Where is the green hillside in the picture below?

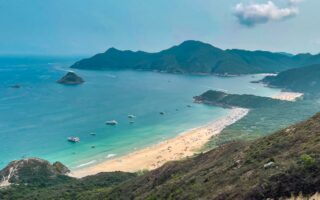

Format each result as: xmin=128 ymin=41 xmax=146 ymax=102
xmin=262 ymin=64 xmax=320 ymax=98
xmin=71 ymin=40 xmax=319 ymax=75
xmin=193 ymin=90 xmax=286 ymax=108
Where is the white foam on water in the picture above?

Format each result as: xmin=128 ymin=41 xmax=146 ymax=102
xmin=76 ymin=160 xmax=97 ymax=168
xmin=106 ymin=154 xmax=116 ymax=159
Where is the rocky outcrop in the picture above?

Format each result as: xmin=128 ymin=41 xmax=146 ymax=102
xmin=0 ymin=158 xmax=70 ymax=187
xmin=57 ymin=71 xmax=84 ymax=85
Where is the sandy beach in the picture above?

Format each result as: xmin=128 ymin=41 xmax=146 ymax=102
xmin=70 ymin=91 xmax=301 ymax=178
xmin=272 ymin=91 xmax=303 ymax=101
xmin=71 ymin=108 xmax=249 ymax=178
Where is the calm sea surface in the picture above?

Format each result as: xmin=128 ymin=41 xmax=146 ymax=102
xmin=0 ymin=57 xmax=281 ymax=169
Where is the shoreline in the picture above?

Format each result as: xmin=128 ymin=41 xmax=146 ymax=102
xmin=272 ymin=91 xmax=303 ymax=101
xmin=71 ymin=108 xmax=249 ymax=178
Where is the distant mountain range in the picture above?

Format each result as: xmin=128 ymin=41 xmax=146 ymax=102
xmin=262 ymin=64 xmax=320 ymax=97
xmin=71 ymin=40 xmax=320 ymax=75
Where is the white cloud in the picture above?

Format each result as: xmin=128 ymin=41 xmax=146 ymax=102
xmin=233 ymin=1 xmax=301 ymax=27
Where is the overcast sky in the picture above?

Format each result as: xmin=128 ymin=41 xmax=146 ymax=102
xmin=0 ymin=0 xmax=319 ymax=55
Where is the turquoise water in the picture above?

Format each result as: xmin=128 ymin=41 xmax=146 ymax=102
xmin=0 ymin=57 xmax=281 ymax=169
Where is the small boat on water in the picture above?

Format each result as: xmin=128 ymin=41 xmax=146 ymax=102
xmin=105 ymin=120 xmax=118 ymax=126
xmin=160 ymin=112 xmax=165 ymax=115
xmin=128 ymin=114 xmax=136 ymax=119
xmin=89 ymin=132 xmax=96 ymax=136
xmin=68 ymin=137 xmax=80 ymax=143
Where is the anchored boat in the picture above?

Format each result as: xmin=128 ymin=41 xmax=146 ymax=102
xmin=67 ymin=137 xmax=80 ymax=143
xmin=105 ymin=120 xmax=118 ymax=126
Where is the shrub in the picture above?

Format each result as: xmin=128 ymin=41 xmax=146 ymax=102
xmin=300 ymin=154 xmax=316 ymax=168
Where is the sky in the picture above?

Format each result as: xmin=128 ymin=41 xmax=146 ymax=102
xmin=0 ymin=0 xmax=319 ymax=55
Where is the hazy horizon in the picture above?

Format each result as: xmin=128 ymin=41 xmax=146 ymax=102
xmin=0 ymin=39 xmax=318 ymax=57
xmin=1 ymin=0 xmax=320 ymax=55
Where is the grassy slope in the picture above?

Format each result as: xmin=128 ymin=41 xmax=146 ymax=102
xmin=0 ymin=172 xmax=137 ymax=200
xmin=106 ymin=113 xmax=320 ymax=200
xmin=194 ymin=90 xmax=319 ymax=149
xmin=206 ymin=99 xmax=320 ymax=149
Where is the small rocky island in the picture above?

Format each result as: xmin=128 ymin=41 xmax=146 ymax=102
xmin=57 ymin=71 xmax=85 ymax=85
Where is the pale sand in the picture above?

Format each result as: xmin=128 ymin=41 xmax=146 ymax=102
xmin=71 ymin=108 xmax=249 ymax=178
xmin=287 ymin=192 xmax=320 ymax=200
xmin=272 ymin=92 xmax=303 ymax=102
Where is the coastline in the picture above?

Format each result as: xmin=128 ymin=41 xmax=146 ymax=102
xmin=71 ymin=108 xmax=249 ymax=178
xmin=272 ymin=91 xmax=303 ymax=101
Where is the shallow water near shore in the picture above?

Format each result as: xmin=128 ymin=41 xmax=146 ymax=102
xmin=0 ymin=57 xmax=282 ymax=169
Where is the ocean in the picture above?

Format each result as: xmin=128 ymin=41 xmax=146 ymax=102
xmin=0 ymin=56 xmax=281 ymax=169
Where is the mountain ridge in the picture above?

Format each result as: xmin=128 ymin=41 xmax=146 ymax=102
xmin=71 ymin=40 xmax=320 ymax=75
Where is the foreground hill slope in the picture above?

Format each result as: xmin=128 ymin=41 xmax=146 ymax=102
xmin=107 ymin=113 xmax=320 ymax=199
xmin=0 ymin=158 xmax=71 ymax=187
xmin=71 ymin=40 xmax=319 ymax=75
xmin=262 ymin=64 xmax=320 ymax=98
xmin=1 ymin=113 xmax=320 ymax=199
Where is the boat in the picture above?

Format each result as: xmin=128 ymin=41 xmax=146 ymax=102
xmin=160 ymin=112 xmax=165 ymax=115
xmin=128 ymin=114 xmax=136 ymax=119
xmin=67 ymin=137 xmax=80 ymax=143
xmin=105 ymin=120 xmax=118 ymax=125
xmin=89 ymin=132 xmax=96 ymax=136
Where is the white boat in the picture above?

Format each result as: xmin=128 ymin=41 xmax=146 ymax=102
xmin=68 ymin=137 xmax=80 ymax=143
xmin=105 ymin=120 xmax=118 ymax=125
xmin=128 ymin=114 xmax=136 ymax=119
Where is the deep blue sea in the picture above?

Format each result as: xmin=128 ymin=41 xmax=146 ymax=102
xmin=0 ymin=56 xmax=282 ymax=169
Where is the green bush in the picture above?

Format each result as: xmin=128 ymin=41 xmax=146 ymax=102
xmin=300 ymin=154 xmax=316 ymax=168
